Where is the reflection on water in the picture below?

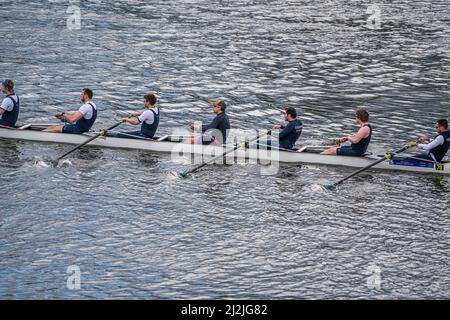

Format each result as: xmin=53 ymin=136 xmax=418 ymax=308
xmin=0 ymin=0 xmax=449 ymax=299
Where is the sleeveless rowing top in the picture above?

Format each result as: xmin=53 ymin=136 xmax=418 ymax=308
xmin=430 ymin=130 xmax=450 ymax=162
xmin=351 ymin=124 xmax=372 ymax=154
xmin=75 ymin=102 xmax=97 ymax=133
xmin=0 ymin=94 xmax=20 ymax=127
xmin=141 ymin=107 xmax=160 ymax=138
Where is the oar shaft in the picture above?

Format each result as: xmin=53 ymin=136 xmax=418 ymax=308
xmin=102 ymin=131 xmax=155 ymax=141
xmin=331 ymin=144 xmax=411 ymax=187
xmin=185 ymin=144 xmax=240 ymax=175
xmin=185 ymin=130 xmax=272 ymax=175
xmin=333 ymin=157 xmax=385 ymax=186
xmin=56 ymin=121 xmax=122 ymax=161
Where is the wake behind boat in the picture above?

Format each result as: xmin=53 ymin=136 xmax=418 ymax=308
xmin=0 ymin=124 xmax=448 ymax=175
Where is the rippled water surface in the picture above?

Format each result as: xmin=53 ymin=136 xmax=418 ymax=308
xmin=1 ymin=0 xmax=450 ymax=299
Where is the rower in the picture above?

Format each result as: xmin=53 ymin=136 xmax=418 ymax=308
xmin=44 ymin=88 xmax=97 ymax=134
xmin=116 ymin=94 xmax=160 ymax=138
xmin=187 ymin=99 xmax=230 ymax=145
xmin=321 ymin=108 xmax=372 ymax=156
xmin=273 ymin=106 xmax=303 ymax=150
xmin=0 ymin=79 xmax=20 ymax=128
xmin=410 ymin=119 xmax=450 ymax=163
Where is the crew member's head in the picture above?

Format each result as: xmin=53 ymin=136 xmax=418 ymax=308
xmin=1 ymin=80 xmax=14 ymax=94
xmin=80 ymin=88 xmax=93 ymax=103
xmin=436 ymin=119 xmax=448 ymax=133
xmin=355 ymin=108 xmax=369 ymax=125
xmin=144 ymin=94 xmax=157 ymax=108
xmin=212 ymin=99 xmax=226 ymax=114
xmin=284 ymin=106 xmax=297 ymax=121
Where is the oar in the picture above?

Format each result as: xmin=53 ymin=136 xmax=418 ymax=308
xmin=51 ymin=121 xmax=124 ymax=165
xmin=177 ymin=129 xmax=272 ymax=178
xmin=324 ymin=143 xmax=414 ymax=190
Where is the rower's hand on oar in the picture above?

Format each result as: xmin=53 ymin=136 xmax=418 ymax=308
xmin=332 ymin=137 xmax=347 ymax=146
xmin=129 ymin=111 xmax=141 ymax=117
xmin=189 ymin=123 xmax=199 ymax=131
xmin=273 ymin=124 xmax=282 ymax=130
xmin=119 ymin=113 xmax=135 ymax=122
xmin=55 ymin=112 xmax=64 ymax=119
xmin=417 ymin=136 xmax=429 ymax=143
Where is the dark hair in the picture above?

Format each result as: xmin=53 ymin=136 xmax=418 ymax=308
xmin=3 ymin=79 xmax=14 ymax=91
xmin=355 ymin=108 xmax=369 ymax=122
xmin=285 ymin=107 xmax=297 ymax=119
xmin=83 ymin=88 xmax=93 ymax=99
xmin=144 ymin=94 xmax=157 ymax=105
xmin=437 ymin=119 xmax=448 ymax=129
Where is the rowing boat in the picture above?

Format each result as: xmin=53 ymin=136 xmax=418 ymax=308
xmin=0 ymin=125 xmax=449 ymax=174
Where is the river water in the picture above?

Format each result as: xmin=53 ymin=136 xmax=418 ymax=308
xmin=0 ymin=0 xmax=449 ymax=299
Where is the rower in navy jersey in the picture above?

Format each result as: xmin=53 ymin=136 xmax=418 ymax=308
xmin=186 ymin=99 xmax=230 ymax=145
xmin=273 ymin=106 xmax=303 ymax=150
xmin=0 ymin=79 xmax=20 ymax=128
xmin=117 ymin=94 xmax=160 ymax=138
xmin=44 ymin=88 xmax=97 ymax=134
xmin=410 ymin=119 xmax=450 ymax=163
xmin=321 ymin=108 xmax=372 ymax=157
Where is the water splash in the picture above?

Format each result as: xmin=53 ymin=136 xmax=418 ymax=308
xmin=33 ymin=157 xmax=51 ymax=168
xmin=310 ymin=184 xmax=329 ymax=193
xmin=32 ymin=157 xmax=73 ymax=168
xmin=59 ymin=159 xmax=73 ymax=167
xmin=167 ymin=171 xmax=182 ymax=180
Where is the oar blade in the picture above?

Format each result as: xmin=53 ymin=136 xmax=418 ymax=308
xmin=323 ymin=184 xmax=336 ymax=191
xmin=50 ymin=159 xmax=60 ymax=167
xmin=167 ymin=171 xmax=190 ymax=179
xmin=178 ymin=172 xmax=190 ymax=179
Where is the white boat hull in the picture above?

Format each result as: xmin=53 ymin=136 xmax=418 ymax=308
xmin=0 ymin=127 xmax=449 ymax=175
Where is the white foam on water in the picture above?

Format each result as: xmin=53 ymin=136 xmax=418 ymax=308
xmin=59 ymin=159 xmax=73 ymax=167
xmin=33 ymin=157 xmax=51 ymax=168
xmin=167 ymin=171 xmax=181 ymax=180
xmin=32 ymin=157 xmax=73 ymax=169
xmin=310 ymin=184 xmax=328 ymax=193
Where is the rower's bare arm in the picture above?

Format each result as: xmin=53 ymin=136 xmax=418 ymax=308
xmin=129 ymin=111 xmax=142 ymax=117
xmin=122 ymin=118 xmax=140 ymax=125
xmin=63 ymin=111 xmax=84 ymax=123
xmin=347 ymin=126 xmax=370 ymax=144
xmin=0 ymin=107 xmax=5 ymax=115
